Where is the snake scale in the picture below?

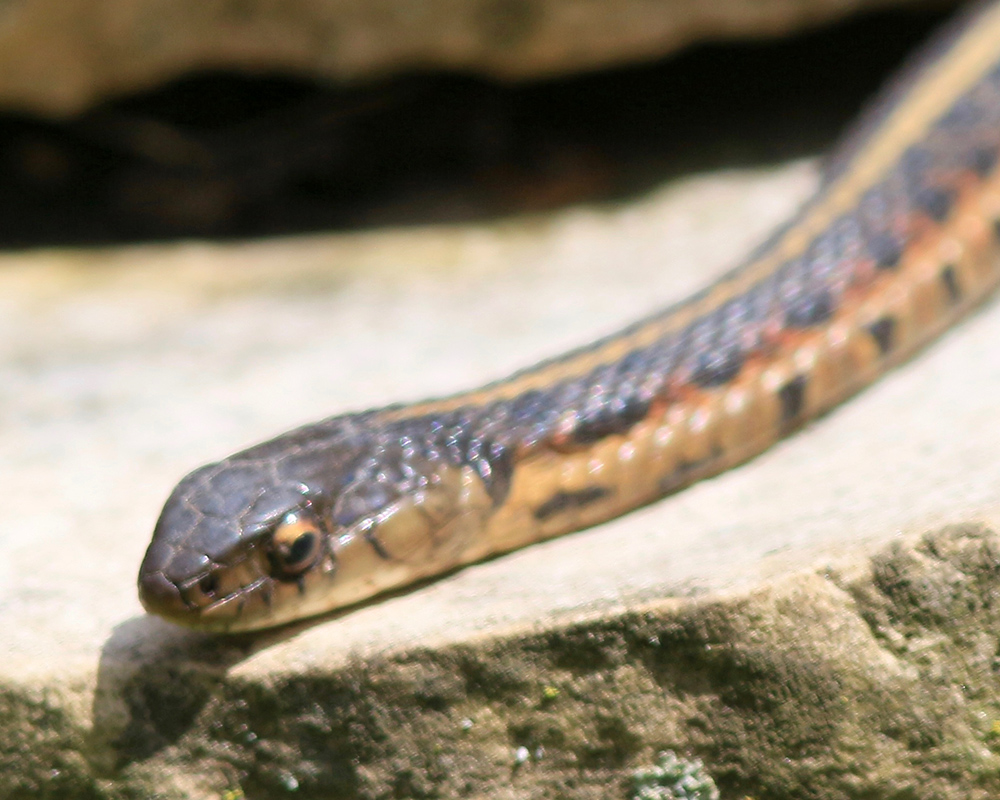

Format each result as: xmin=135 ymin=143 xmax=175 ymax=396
xmin=140 ymin=0 xmax=1000 ymax=632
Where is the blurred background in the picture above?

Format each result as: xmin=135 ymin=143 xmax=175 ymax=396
xmin=0 ymin=0 xmax=956 ymax=247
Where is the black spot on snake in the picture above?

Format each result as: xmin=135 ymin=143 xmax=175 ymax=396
xmin=365 ymin=530 xmax=392 ymax=560
xmin=778 ymin=375 xmax=807 ymax=423
xmin=970 ymin=145 xmax=999 ymax=176
xmin=868 ymin=316 xmax=896 ymax=355
xmin=657 ymin=449 xmax=722 ymax=494
xmin=868 ymin=232 xmax=903 ymax=269
xmin=785 ymin=291 xmax=834 ymax=326
xmin=916 ymin=186 xmax=955 ymax=222
xmin=534 ymin=486 xmax=611 ymax=521
xmin=482 ymin=441 xmax=514 ymax=506
xmin=940 ymin=264 xmax=962 ymax=303
xmin=693 ymin=348 xmax=746 ymax=387
xmin=572 ymin=394 xmax=650 ymax=443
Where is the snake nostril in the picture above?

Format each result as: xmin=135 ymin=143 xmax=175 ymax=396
xmin=198 ymin=574 xmax=219 ymax=596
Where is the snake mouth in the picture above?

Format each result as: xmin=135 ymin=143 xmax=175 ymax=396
xmin=139 ymin=538 xmax=345 ymax=632
xmin=138 ymin=547 xmax=274 ymax=631
xmin=139 ymin=571 xmax=275 ymax=632
xmin=191 ymin=575 xmax=273 ymax=630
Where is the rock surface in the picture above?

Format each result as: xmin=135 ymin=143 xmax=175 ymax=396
xmin=0 ymin=0 xmax=953 ymax=115
xmin=5 ymin=152 xmax=1000 ymax=797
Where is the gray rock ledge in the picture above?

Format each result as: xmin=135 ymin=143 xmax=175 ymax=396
xmin=4 ymin=159 xmax=1000 ymax=797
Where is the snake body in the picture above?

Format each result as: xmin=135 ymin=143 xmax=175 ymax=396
xmin=140 ymin=0 xmax=1000 ymax=632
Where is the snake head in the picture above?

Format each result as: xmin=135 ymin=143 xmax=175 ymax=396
xmin=137 ymin=455 xmax=341 ymax=632
xmin=138 ymin=413 xmax=504 ymax=632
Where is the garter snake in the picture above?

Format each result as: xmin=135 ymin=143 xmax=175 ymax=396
xmin=140 ymin=0 xmax=1000 ymax=632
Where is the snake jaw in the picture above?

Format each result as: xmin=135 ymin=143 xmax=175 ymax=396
xmin=138 ymin=540 xmax=264 ymax=630
xmin=140 ymin=538 xmax=340 ymax=632
xmin=139 ymin=521 xmax=343 ymax=633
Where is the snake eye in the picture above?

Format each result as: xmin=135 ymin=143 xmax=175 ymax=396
xmin=268 ymin=509 xmax=324 ymax=579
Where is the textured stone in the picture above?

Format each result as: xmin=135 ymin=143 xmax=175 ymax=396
xmin=6 ymin=154 xmax=1000 ymax=795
